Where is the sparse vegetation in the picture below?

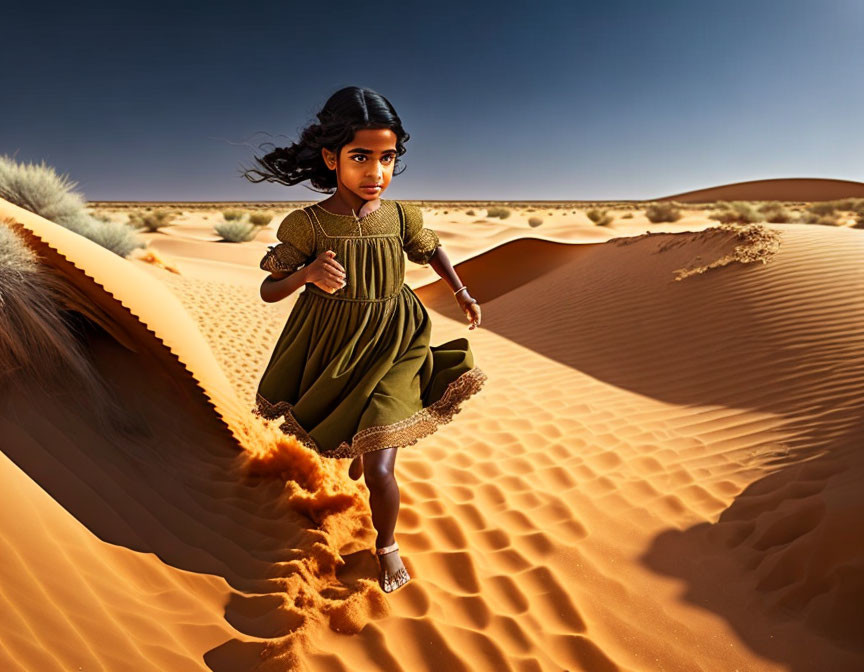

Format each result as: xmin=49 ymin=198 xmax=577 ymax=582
xmin=835 ymin=197 xmax=864 ymax=214
xmin=809 ymin=213 xmax=839 ymax=226
xmin=128 ymin=209 xmax=177 ymax=232
xmin=485 ymin=206 xmax=512 ymax=219
xmin=757 ymin=201 xmax=795 ymax=223
xmin=0 ymin=154 xmax=145 ymax=257
xmin=644 ymin=201 xmax=683 ymax=223
xmin=465 ymin=209 xmax=475 ymax=216
xmin=621 ymin=212 xmax=633 ymax=219
xmin=215 ymin=220 xmax=257 ymax=242
xmin=585 ymin=208 xmax=603 ymax=223
xmin=528 ymin=216 xmax=543 ymax=227
xmin=248 ymin=211 xmax=274 ymax=226
xmin=709 ymin=201 xmax=762 ymax=224
xmin=807 ymin=202 xmax=836 ymax=216
xmin=586 ymin=208 xmax=614 ymax=226
xmin=222 ymin=209 xmax=245 ymax=221
xmin=585 ymin=208 xmax=614 ymax=226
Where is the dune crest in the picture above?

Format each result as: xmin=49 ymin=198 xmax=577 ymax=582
xmin=660 ymin=176 xmax=864 ymax=202
xmin=610 ymin=222 xmax=783 ymax=280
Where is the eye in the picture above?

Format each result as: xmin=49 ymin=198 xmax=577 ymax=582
xmin=351 ymin=154 xmax=396 ymax=164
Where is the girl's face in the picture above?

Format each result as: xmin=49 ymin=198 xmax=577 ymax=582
xmin=322 ymin=128 xmax=398 ymax=201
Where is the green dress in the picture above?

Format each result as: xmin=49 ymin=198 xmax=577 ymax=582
xmin=252 ymin=199 xmax=487 ymax=459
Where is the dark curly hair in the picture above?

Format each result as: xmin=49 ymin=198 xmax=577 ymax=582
xmin=242 ymin=86 xmax=410 ymax=193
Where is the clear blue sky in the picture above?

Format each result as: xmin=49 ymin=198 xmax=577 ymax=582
xmin=3 ymin=0 xmax=862 ymax=201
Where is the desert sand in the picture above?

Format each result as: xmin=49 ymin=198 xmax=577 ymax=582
xmin=1 ymin=191 xmax=862 ymax=672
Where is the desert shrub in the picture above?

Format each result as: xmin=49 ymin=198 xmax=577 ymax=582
xmin=585 ymin=208 xmax=614 ymax=226
xmin=222 ymin=209 xmax=245 ymax=221
xmin=528 ymin=216 xmax=543 ymax=227
xmin=128 ymin=209 xmax=176 ymax=232
xmin=710 ymin=201 xmax=763 ymax=224
xmin=215 ymin=220 xmax=257 ymax=242
xmin=486 ymin=206 xmax=512 ymax=219
xmin=81 ymin=219 xmax=144 ymax=256
xmin=853 ymin=214 xmax=864 ymax=229
xmin=757 ymin=201 xmax=795 ymax=223
xmin=0 ymin=155 xmax=90 ymax=228
xmin=807 ymin=201 xmax=836 ymax=215
xmin=838 ymin=197 xmax=864 ymax=213
xmin=0 ymin=154 xmax=145 ymax=256
xmin=585 ymin=208 xmax=604 ymax=223
xmin=465 ymin=209 xmax=475 ymax=216
xmin=0 ymin=225 xmax=133 ymax=428
xmin=621 ymin=212 xmax=633 ymax=219
xmin=811 ymin=213 xmax=839 ymax=226
xmin=820 ymin=198 xmax=864 ymax=214
xmin=248 ymin=211 xmax=274 ymax=226
xmin=594 ymin=210 xmax=615 ymax=226
xmin=644 ymin=201 xmax=683 ymax=223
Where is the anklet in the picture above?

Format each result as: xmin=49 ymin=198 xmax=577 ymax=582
xmin=376 ymin=541 xmax=399 ymax=555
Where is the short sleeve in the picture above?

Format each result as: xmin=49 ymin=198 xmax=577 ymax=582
xmin=259 ymin=209 xmax=316 ymax=274
xmin=401 ymin=203 xmax=441 ymax=265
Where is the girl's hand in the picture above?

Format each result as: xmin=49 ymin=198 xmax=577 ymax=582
xmin=306 ymin=250 xmax=347 ymax=293
xmin=456 ymin=291 xmax=481 ymax=329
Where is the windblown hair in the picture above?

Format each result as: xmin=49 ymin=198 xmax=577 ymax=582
xmin=242 ymin=86 xmax=410 ymax=193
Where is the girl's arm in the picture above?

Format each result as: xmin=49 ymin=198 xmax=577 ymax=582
xmin=427 ymin=247 xmax=482 ymax=329
xmin=400 ymin=202 xmax=480 ymax=329
xmin=260 ymin=267 xmax=310 ymax=303
xmin=260 ymin=250 xmax=347 ymax=303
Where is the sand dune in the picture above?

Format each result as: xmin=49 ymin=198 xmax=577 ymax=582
xmin=660 ymin=176 xmax=864 ymax=203
xmin=1 ymin=197 xmax=862 ymax=671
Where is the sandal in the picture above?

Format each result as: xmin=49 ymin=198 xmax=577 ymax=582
xmin=376 ymin=541 xmax=411 ymax=593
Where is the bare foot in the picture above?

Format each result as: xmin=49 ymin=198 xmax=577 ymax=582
xmin=377 ymin=544 xmax=411 ymax=593
xmin=349 ymin=455 xmax=363 ymax=480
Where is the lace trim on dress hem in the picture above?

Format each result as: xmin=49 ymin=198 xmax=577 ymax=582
xmin=252 ymin=367 xmax=488 ymax=459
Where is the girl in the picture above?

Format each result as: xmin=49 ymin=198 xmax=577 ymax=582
xmin=244 ymin=86 xmax=487 ymax=593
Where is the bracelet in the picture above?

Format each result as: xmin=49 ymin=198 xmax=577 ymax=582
xmin=453 ymin=285 xmax=478 ymax=305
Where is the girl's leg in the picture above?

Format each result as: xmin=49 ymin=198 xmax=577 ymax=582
xmin=348 ymin=455 xmax=363 ymax=480
xmin=363 ymin=446 xmax=411 ymax=591
xmin=363 ymin=446 xmax=399 ymax=546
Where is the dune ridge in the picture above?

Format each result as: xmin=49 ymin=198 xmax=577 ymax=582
xmin=659 ymin=176 xmax=864 ymax=203
xmin=3 ymin=201 xmax=246 ymax=445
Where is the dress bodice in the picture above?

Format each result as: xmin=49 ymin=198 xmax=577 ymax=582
xmin=258 ymin=198 xmax=442 ymax=303
xmin=303 ymin=200 xmax=406 ymax=301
